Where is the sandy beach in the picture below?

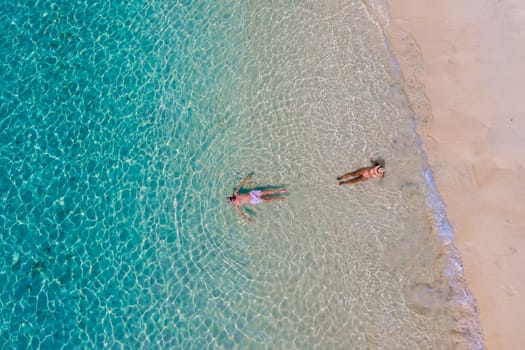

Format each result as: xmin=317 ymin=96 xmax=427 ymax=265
xmin=382 ymin=0 xmax=525 ymax=348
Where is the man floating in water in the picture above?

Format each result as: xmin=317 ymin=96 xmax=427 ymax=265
xmin=337 ymin=158 xmax=385 ymax=185
xmin=227 ymin=174 xmax=287 ymax=223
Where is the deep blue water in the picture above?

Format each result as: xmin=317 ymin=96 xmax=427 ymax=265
xmin=1 ymin=1 xmax=255 ymax=348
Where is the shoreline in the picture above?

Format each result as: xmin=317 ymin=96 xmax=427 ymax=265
xmin=380 ymin=0 xmax=525 ymax=348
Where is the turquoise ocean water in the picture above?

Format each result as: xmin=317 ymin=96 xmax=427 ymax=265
xmin=1 ymin=0 xmax=482 ymax=349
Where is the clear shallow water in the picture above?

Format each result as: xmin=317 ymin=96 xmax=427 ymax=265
xmin=0 ymin=0 xmax=479 ymax=349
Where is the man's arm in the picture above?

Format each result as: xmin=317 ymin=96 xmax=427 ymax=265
xmin=234 ymin=204 xmax=253 ymax=223
xmin=234 ymin=175 xmax=252 ymax=194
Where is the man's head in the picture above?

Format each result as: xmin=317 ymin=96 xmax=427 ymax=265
xmin=226 ymin=196 xmax=235 ymax=203
xmin=377 ymin=166 xmax=385 ymax=175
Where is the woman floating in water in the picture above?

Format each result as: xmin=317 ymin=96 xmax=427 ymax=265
xmin=337 ymin=158 xmax=385 ymax=185
xmin=227 ymin=174 xmax=287 ymax=223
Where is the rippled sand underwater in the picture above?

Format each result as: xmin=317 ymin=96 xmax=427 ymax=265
xmin=0 ymin=0 xmax=479 ymax=348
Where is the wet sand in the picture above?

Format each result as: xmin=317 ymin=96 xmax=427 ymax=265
xmin=382 ymin=0 xmax=525 ymax=348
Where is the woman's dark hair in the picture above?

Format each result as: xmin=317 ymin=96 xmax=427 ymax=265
xmin=371 ymin=157 xmax=385 ymax=167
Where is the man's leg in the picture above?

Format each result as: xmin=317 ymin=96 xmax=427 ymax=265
xmin=260 ymin=189 xmax=287 ymax=196
xmin=261 ymin=196 xmax=286 ymax=202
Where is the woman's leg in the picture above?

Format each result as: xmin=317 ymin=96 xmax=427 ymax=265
xmin=339 ymin=175 xmax=365 ymax=185
xmin=337 ymin=169 xmax=362 ymax=180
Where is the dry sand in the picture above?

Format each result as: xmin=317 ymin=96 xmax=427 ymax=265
xmin=380 ymin=0 xmax=525 ymax=348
